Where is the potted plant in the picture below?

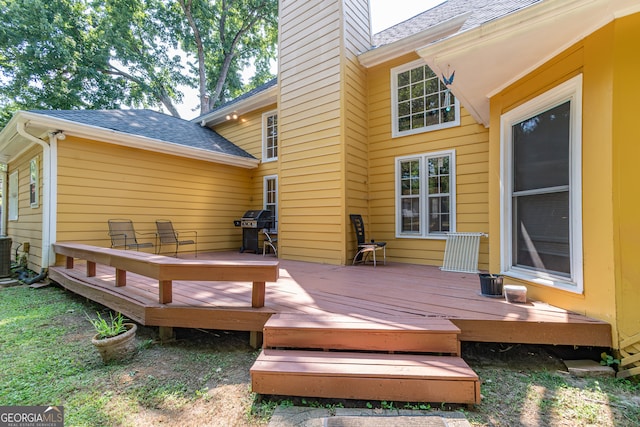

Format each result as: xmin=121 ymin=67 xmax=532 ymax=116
xmin=478 ymin=272 xmax=504 ymax=297
xmin=87 ymin=311 xmax=137 ymax=363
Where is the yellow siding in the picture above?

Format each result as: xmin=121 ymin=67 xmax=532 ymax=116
xmin=612 ymin=13 xmax=640 ymax=348
xmin=488 ymin=18 xmax=640 ymax=347
xmin=343 ymin=0 xmax=371 ymax=260
xmin=367 ymin=53 xmax=490 ymax=268
xmin=278 ymin=0 xmax=370 ymax=264
xmin=55 ymin=137 xmax=252 ymax=255
xmin=6 ymin=145 xmax=44 ymax=271
xmin=215 ymin=104 xmax=279 ymax=203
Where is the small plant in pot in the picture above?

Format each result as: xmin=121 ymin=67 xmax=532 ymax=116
xmin=87 ymin=311 xmax=137 ymax=363
xmin=478 ymin=272 xmax=504 ymax=297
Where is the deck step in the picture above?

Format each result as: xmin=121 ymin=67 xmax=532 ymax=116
xmin=251 ymin=349 xmax=481 ymax=404
xmin=263 ymin=313 xmax=461 ymax=355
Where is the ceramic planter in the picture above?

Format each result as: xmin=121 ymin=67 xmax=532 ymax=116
xmin=91 ymin=323 xmax=137 ymax=363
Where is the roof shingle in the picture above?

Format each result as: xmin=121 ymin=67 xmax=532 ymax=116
xmin=29 ymin=109 xmax=254 ymax=159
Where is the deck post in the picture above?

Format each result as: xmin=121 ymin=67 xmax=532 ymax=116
xmin=115 ymin=269 xmax=126 ymax=287
xmin=86 ymin=261 xmax=96 ymax=277
xmin=65 ymin=256 xmax=74 ymax=269
xmin=252 ymin=281 xmax=266 ymax=308
xmin=249 ymin=331 xmax=263 ymax=349
xmin=159 ymin=280 xmax=173 ymax=304
xmin=158 ymin=326 xmax=175 ymax=342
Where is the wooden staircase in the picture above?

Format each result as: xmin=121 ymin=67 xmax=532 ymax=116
xmin=250 ymin=313 xmax=481 ymax=405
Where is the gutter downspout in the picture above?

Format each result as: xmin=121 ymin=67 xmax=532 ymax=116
xmin=15 ymin=120 xmax=60 ymax=275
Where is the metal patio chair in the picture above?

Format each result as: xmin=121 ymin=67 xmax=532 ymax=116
xmin=262 ymin=229 xmax=278 ymax=257
xmin=155 ymin=219 xmax=198 ymax=257
xmin=107 ymin=219 xmax=155 ymax=251
xmin=350 ymin=214 xmax=386 ymax=267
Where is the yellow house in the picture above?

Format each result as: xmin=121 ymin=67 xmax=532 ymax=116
xmin=200 ymin=0 xmax=640 ymax=360
xmin=0 ymin=109 xmax=260 ymax=274
xmin=0 ymin=0 xmax=638 ymax=366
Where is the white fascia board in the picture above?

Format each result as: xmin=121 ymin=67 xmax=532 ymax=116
xmin=357 ymin=12 xmax=470 ymax=68
xmin=16 ymin=112 xmax=259 ymax=169
xmin=415 ymin=0 xmax=640 ymax=126
xmin=197 ymin=85 xmax=279 ymax=127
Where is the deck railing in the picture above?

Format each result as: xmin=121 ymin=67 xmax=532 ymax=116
xmin=52 ymin=242 xmax=279 ymax=307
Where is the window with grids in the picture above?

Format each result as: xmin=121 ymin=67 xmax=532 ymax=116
xmin=263 ymin=111 xmax=278 ymax=161
xmin=397 ymin=150 xmax=455 ymax=238
xmin=392 ymin=60 xmax=459 ymax=137
xmin=263 ymin=175 xmax=277 ymax=231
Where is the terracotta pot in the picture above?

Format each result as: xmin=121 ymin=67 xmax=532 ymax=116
xmin=91 ymin=323 xmax=137 ymax=363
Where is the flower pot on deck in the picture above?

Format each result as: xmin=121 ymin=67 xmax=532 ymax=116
xmin=91 ymin=323 xmax=137 ymax=363
xmin=478 ymin=273 xmax=503 ymax=297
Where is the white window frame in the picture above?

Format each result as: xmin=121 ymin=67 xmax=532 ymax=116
xmin=395 ymin=149 xmax=456 ymax=239
xmin=8 ymin=170 xmax=18 ymax=221
xmin=262 ymin=110 xmax=278 ymax=162
xmin=391 ymin=59 xmax=460 ymax=138
xmin=30 ymin=156 xmax=39 ymax=208
xmin=500 ymin=75 xmax=583 ymax=293
xmin=263 ymin=175 xmax=278 ymax=232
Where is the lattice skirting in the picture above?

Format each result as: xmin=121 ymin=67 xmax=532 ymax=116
xmin=617 ymin=332 xmax=640 ymax=378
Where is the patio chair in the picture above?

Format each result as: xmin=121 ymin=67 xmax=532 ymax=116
xmin=155 ymin=220 xmax=198 ymax=257
xmin=349 ymin=214 xmax=386 ymax=267
xmin=262 ymin=229 xmax=278 ymax=257
xmin=107 ymin=219 xmax=155 ymax=251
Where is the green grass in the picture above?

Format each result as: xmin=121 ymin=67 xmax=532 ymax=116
xmin=2 ymin=284 xmax=639 ymax=427
xmin=0 ymin=284 xmax=263 ymax=426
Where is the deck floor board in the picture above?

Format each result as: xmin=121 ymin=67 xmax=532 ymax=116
xmin=49 ymin=251 xmax=611 ymax=346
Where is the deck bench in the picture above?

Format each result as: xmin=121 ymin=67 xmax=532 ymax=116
xmin=52 ymin=242 xmax=279 ymax=306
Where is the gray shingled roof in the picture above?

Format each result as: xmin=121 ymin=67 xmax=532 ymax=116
xmin=193 ymin=78 xmax=278 ymax=122
xmin=373 ymin=0 xmax=540 ymax=47
xmin=29 ymin=109 xmax=255 ymax=159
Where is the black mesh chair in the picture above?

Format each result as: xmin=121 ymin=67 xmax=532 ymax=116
xmin=108 ymin=219 xmax=155 ymax=251
xmin=349 ymin=214 xmax=386 ymax=267
xmin=155 ymin=220 xmax=197 ymax=257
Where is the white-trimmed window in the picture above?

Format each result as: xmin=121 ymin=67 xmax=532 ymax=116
xmin=30 ymin=156 xmax=39 ymax=208
xmin=8 ymin=170 xmax=18 ymax=221
xmin=396 ymin=150 xmax=456 ymax=238
xmin=262 ymin=110 xmax=278 ymax=161
xmin=263 ymin=175 xmax=278 ymax=231
xmin=500 ymin=75 xmax=583 ymax=292
xmin=391 ymin=59 xmax=460 ymax=137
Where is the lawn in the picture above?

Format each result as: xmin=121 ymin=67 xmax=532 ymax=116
xmin=1 ymin=284 xmax=638 ymax=426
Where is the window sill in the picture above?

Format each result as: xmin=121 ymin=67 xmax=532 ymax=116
xmin=396 ymin=234 xmax=448 ymax=240
xmin=503 ymin=268 xmax=583 ymax=295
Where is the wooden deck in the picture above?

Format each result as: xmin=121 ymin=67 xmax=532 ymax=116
xmin=48 ymin=251 xmax=611 ymax=348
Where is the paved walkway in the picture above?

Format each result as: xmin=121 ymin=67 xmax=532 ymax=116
xmin=268 ymin=407 xmax=471 ymax=427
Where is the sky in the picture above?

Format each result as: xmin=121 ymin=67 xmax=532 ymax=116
xmin=178 ymin=0 xmax=444 ymax=119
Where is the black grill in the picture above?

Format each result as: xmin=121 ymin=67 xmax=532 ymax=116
xmin=234 ymin=210 xmax=273 ymax=253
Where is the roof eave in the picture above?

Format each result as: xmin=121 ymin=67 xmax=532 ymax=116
xmin=415 ymin=0 xmax=640 ymax=127
xmin=358 ymin=12 xmax=470 ymax=68
xmin=1 ymin=111 xmax=259 ymax=169
xmin=196 ymin=85 xmax=279 ymax=127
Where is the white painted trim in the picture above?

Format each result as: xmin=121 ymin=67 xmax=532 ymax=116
xmin=197 ymin=85 xmax=278 ymax=127
xmin=261 ymin=110 xmax=278 ymax=162
xmin=395 ymin=149 xmax=456 ymax=239
xmin=13 ymin=112 xmax=259 ymax=169
xmin=263 ymin=174 xmax=278 ymax=232
xmin=500 ymin=75 xmax=583 ymax=293
xmin=390 ymin=59 xmax=460 ymax=138
xmin=359 ymin=13 xmax=470 ymax=68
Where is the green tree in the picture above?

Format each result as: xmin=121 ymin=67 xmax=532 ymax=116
xmin=170 ymin=0 xmax=278 ymax=113
xmin=0 ymin=0 xmax=278 ymax=124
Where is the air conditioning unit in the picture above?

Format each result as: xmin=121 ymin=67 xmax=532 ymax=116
xmin=0 ymin=237 xmax=12 ymax=278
